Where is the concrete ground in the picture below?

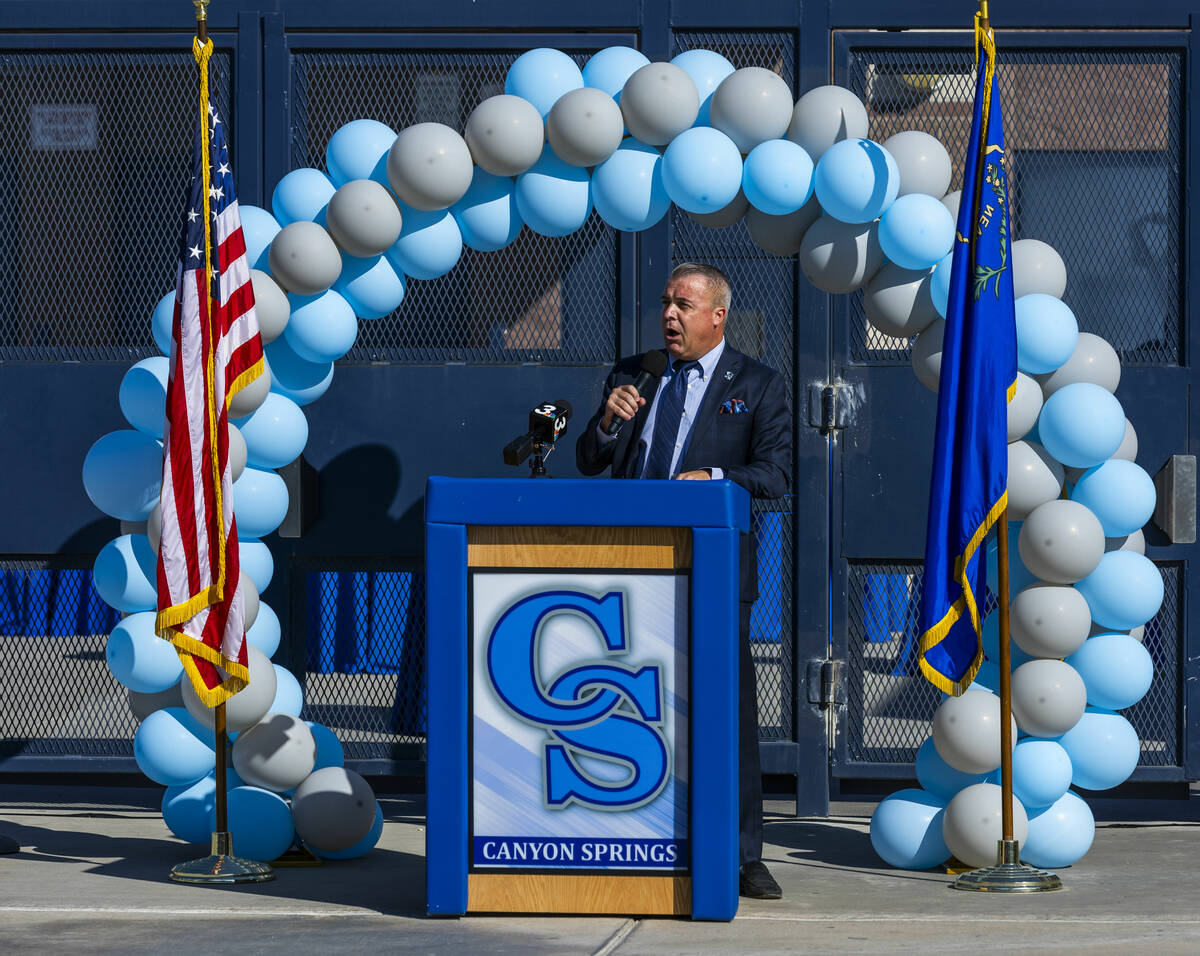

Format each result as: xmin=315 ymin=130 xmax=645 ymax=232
xmin=1 ymin=786 xmax=1198 ymax=955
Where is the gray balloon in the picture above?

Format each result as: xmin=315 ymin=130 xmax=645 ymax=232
xmin=232 ymin=713 xmax=316 ymax=793
xmin=268 ymin=221 xmax=342 ymax=296
xmin=1008 ymin=372 xmax=1043 ymax=442
xmin=119 ymin=518 xmax=147 ymax=536
xmin=464 ymin=94 xmax=545 ymax=177
xmin=1011 ymin=659 xmax=1087 ymax=738
xmin=228 ymin=362 xmax=271 ymax=418
xmin=688 ymin=188 xmax=750 ymax=229
xmin=709 ymin=67 xmax=793 ymax=154
xmin=127 ymin=681 xmax=184 ymax=722
xmin=292 ymin=766 xmax=377 ymax=852
xmin=745 ymin=193 xmax=821 ymax=255
xmin=182 ymin=644 xmax=278 ymax=733
xmin=325 ymin=179 xmax=403 ymax=258
xmin=1091 ymin=620 xmax=1145 ymax=642
xmin=228 ymin=424 xmax=247 ymax=483
xmin=863 ymin=262 xmax=938 ymax=340
xmin=620 ymin=62 xmax=699 ymax=146
xmin=786 ymin=84 xmax=870 ymax=163
xmin=1037 ymin=332 xmax=1121 ymax=397
xmin=241 ymin=570 xmax=259 ymax=630
xmin=1011 ymin=583 xmax=1092 ymax=659
xmin=882 ymin=130 xmax=953 ymax=198
xmin=941 ymin=189 xmax=962 ymax=221
xmin=1018 ymin=499 xmax=1105 ymax=584
xmin=146 ymin=500 xmax=162 ymax=551
xmin=387 ymin=122 xmax=474 ymax=211
xmin=798 ymin=214 xmax=885 ymax=294
xmin=911 ymin=318 xmax=945 ymax=392
xmin=546 ymin=87 xmax=625 ymax=167
xmin=1113 ymin=418 xmax=1138 ymax=462
xmin=1106 ymin=528 xmax=1146 ymax=555
xmin=1009 ymin=441 xmax=1065 ymax=520
xmin=1012 ymin=238 xmax=1068 ymax=299
xmin=250 ymin=269 xmax=289 ymax=344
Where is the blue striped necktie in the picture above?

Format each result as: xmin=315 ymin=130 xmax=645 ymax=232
xmin=643 ymin=361 xmax=701 ymax=479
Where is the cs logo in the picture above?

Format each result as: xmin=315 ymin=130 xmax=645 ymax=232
xmin=486 ymin=590 xmax=670 ymax=811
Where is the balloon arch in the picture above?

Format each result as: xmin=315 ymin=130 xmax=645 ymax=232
xmin=82 ymin=46 xmax=1162 ymax=869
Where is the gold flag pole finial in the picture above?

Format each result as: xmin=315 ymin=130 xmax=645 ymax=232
xmin=979 ymin=0 xmax=990 ymax=29
xmin=194 ymin=1 xmax=209 ymax=42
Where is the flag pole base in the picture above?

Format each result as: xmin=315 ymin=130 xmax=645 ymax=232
xmin=952 ymin=840 xmax=1063 ymax=893
xmin=169 ymin=831 xmax=275 ymax=884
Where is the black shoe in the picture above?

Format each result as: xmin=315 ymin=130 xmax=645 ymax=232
xmin=739 ymin=860 xmax=782 ymax=900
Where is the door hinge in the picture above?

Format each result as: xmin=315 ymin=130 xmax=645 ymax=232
xmin=806 ymin=659 xmax=846 ymax=706
xmin=807 ymin=382 xmax=861 ymax=431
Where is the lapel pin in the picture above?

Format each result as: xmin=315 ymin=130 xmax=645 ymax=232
xmin=724 ymin=370 xmax=734 ymax=381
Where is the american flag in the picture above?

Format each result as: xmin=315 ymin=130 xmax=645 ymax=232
xmin=156 ymin=60 xmax=264 ymax=708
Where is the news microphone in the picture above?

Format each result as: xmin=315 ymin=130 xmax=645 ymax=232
xmin=503 ymin=399 xmax=574 ymax=468
xmin=604 ymin=350 xmax=669 ymax=436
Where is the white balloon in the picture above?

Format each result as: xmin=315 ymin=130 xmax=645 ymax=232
xmin=1011 ymin=583 xmax=1092 ymax=659
xmin=464 ymin=94 xmax=545 ymax=177
xmin=228 ymin=364 xmax=271 ymax=418
xmin=1018 ymin=499 xmax=1105 ymax=584
xmin=181 ymin=644 xmax=278 ymax=733
xmin=1011 ymin=238 xmax=1067 ymax=299
xmin=863 ymin=263 xmax=938 ymax=340
xmin=620 ymin=62 xmax=700 ymax=146
xmin=911 ymin=318 xmax=945 ymax=392
xmin=1008 ymin=440 xmax=1064 ymax=521
xmin=228 ymin=424 xmax=247 ymax=483
xmin=240 ymin=570 xmax=260 ymax=630
xmin=745 ymin=194 xmax=822 ymax=256
xmin=798 ymin=215 xmax=884 ymax=294
xmin=387 ymin=123 xmax=474 ymax=211
xmin=1008 ymin=372 xmax=1043 ymax=442
xmin=1113 ymin=418 xmax=1138 ymax=462
xmin=268 ymin=221 xmax=342 ymax=296
xmin=1011 ymin=659 xmax=1087 ymax=738
xmin=250 ymin=270 xmax=289 ymax=344
xmin=941 ymin=189 xmax=961 ymax=221
xmin=147 ymin=500 xmax=162 ymax=552
xmin=1037 ymin=332 xmax=1121 ymax=397
xmin=1106 ymin=528 xmax=1146 ymax=555
xmin=292 ymin=766 xmax=377 ymax=852
xmin=882 ymin=130 xmax=952 ymax=199
xmin=786 ymin=85 xmax=869 ymax=163
xmin=232 ymin=713 xmax=316 ymax=792
xmin=932 ymin=689 xmax=1015 ymax=774
xmin=688 ymin=189 xmax=750 ymax=229
xmin=325 ymin=179 xmax=404 ymax=257
xmin=943 ymin=783 xmax=1029 ymax=868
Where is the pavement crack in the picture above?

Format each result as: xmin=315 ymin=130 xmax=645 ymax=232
xmin=592 ymin=917 xmax=640 ymax=956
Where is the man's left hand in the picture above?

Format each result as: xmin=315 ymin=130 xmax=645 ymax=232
xmin=675 ymin=469 xmax=711 ymax=481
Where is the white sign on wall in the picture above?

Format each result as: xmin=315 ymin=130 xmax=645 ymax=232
xmin=30 ymin=105 xmax=98 ymax=151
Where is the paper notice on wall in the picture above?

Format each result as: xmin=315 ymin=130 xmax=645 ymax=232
xmin=30 ymin=105 xmax=98 ymax=151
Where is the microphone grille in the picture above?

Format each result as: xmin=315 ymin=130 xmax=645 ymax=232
xmin=641 ymin=350 xmax=669 ymax=377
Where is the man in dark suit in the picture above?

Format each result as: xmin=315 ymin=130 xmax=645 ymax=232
xmin=576 ymin=262 xmax=791 ymax=900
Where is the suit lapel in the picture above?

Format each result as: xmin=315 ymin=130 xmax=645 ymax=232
xmin=686 ymin=345 xmax=743 ymax=463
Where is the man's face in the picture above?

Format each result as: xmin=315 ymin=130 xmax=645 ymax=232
xmin=660 ymin=273 xmax=726 ymax=361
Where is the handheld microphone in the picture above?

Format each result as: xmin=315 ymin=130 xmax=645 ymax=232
xmin=604 ymin=350 xmax=669 ymax=437
xmin=503 ymin=399 xmax=573 ymax=468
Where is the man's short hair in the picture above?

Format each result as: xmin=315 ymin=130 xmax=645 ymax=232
xmin=670 ymin=262 xmax=732 ymax=312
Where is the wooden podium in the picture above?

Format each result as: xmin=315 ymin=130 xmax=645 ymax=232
xmin=425 ymin=478 xmax=747 ymax=921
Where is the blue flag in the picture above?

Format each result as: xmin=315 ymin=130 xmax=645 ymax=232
xmin=917 ymin=18 xmax=1018 ymax=696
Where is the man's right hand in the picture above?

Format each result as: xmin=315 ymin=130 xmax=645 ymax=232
xmin=600 ymin=384 xmax=646 ymax=431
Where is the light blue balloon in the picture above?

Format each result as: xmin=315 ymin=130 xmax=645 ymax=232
xmin=452 ymin=168 xmax=523 ymax=251
xmin=235 ymin=392 xmax=308 ymax=470
xmin=334 ymin=253 xmax=406 ymax=319
xmin=1015 ymin=294 xmax=1079 ymax=374
xmin=385 ymin=204 xmax=463 ymax=280
xmin=878 ymin=194 xmax=956 ymax=271
xmin=661 ymin=127 xmax=743 ymax=214
xmin=325 ymin=118 xmax=397 ymax=188
xmin=134 ymin=707 xmax=215 ymax=786
xmin=1059 ymin=707 xmax=1140 ymax=791
xmin=284 ymin=289 xmax=358 ymax=363
xmin=106 ymin=610 xmax=183 ymax=693
xmin=914 ymin=738 xmax=990 ymax=801
xmin=930 ymin=250 xmax=953 ymax=318
xmin=1070 ymin=459 xmax=1155 ymax=538
xmin=272 ymin=168 xmax=337 ymax=227
xmin=266 ymin=338 xmax=335 ymax=407
xmin=246 ymin=601 xmax=281 ymax=659
xmin=163 ymin=774 xmax=218 ymax=843
xmin=217 ymin=786 xmax=295 ymax=863
xmin=239 ymin=536 xmax=274 ymax=593
xmin=1022 ymin=791 xmax=1094 ymax=868
xmin=1011 ymin=738 xmax=1073 ymax=810
xmin=233 ymin=466 xmax=290 ymax=539
xmin=151 ymin=291 xmax=175 ymax=356
xmin=583 ymin=46 xmax=650 ymax=99
xmin=868 ymin=788 xmax=949 ymax=870
xmin=93 ymin=533 xmax=157 ymax=613
xmin=1077 ymin=551 xmax=1162 ymax=632
xmin=1038 ymin=382 xmax=1126 ymax=469
xmin=505 ymin=48 xmax=584 ymax=118
xmin=1068 ymin=634 xmax=1154 ymax=711
xmin=591 ymin=139 xmax=670 ymax=232
xmin=82 ymin=429 xmax=162 ymax=522
xmin=514 ymin=147 xmax=593 ymax=237
xmin=307 ymin=721 xmax=346 ymax=772
xmin=119 ymin=357 xmax=169 ymax=437
xmin=670 ymin=49 xmax=735 ymax=126
xmin=239 ymin=204 xmax=281 ymax=272
xmin=270 ymin=664 xmax=304 ymax=717
xmin=312 ymin=802 xmax=383 ymax=860
xmin=742 ymin=139 xmax=814 ymax=216
xmin=814 ymin=138 xmax=899 ymax=224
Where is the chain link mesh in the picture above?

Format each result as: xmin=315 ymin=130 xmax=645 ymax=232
xmin=0 ymin=49 xmax=232 ymax=361
xmin=290 ymin=49 xmax=616 ymax=365
xmin=842 ymin=44 xmax=1182 ymax=367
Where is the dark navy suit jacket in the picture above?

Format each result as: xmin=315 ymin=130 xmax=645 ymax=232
xmin=576 ymin=344 xmax=792 ymax=602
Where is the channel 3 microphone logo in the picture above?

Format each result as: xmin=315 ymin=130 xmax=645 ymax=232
xmin=486 ymin=589 xmax=670 ymax=811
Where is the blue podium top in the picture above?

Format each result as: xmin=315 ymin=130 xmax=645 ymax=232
xmin=425 ymin=477 xmax=750 ymax=533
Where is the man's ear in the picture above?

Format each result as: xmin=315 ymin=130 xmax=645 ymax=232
xmin=713 ymin=307 xmax=727 ymax=329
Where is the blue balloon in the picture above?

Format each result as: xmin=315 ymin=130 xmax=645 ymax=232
xmin=82 ymin=429 xmax=162 ymax=522
xmin=239 ymin=205 xmax=281 ymax=272
xmin=661 ymin=127 xmax=743 ymax=215
xmin=1015 ymin=294 xmax=1078 ymax=374
xmin=265 ymin=338 xmax=335 ymax=407
xmin=452 ymin=168 xmax=523 ymax=251
xmin=1068 ymin=633 xmax=1154 ymax=711
xmin=1022 ymin=791 xmax=1095 ymax=868
xmin=312 ymin=802 xmax=383 ymax=860
xmin=869 ymin=788 xmax=950 ymax=870
xmin=334 ymin=253 xmax=406 ymax=319
xmin=1038 ymin=382 xmax=1126 ymax=469
xmin=284 ymin=289 xmax=358 ymax=364
xmin=134 ymin=707 xmax=215 ymax=786
xmin=233 ymin=466 xmax=290 ymax=539
xmin=163 ymin=774 xmax=218 ymax=843
xmin=119 ymin=357 xmax=169 ymax=437
xmin=272 ymin=168 xmax=337 ymax=227
xmin=878 ymin=194 xmax=956 ymax=271
xmin=246 ymin=601 xmax=281 ymax=659
xmin=1058 ymin=707 xmax=1140 ymax=791
xmin=505 ymin=48 xmax=584 ymax=118
xmin=1011 ymin=738 xmax=1073 ymax=810
xmin=106 ymin=610 xmax=183 ymax=693
xmin=239 ymin=536 xmax=274 ymax=593
xmin=584 ymin=46 xmax=651 ymax=100
xmin=930 ymin=250 xmax=952 ymax=318
xmin=385 ymin=204 xmax=463 ymax=280
xmin=1071 ymin=459 xmax=1155 ymax=538
xmin=307 ymin=721 xmax=346 ymax=772
xmin=270 ymin=664 xmax=304 ymax=718
xmin=235 ymin=392 xmax=309 ymax=470
xmin=915 ymin=738 xmax=990 ymax=800
xmin=151 ymin=291 xmax=175 ymax=356
xmin=742 ymin=139 xmax=814 ymax=216
xmin=1075 ymin=550 xmax=1163 ymax=631
xmin=514 ymin=147 xmax=593 ymax=237
xmin=326 ymin=118 xmax=397 ymax=188
xmin=670 ymin=49 xmax=735 ymax=126
xmin=217 ymin=786 xmax=295 ymax=863
xmin=591 ymin=139 xmax=670 ymax=232
xmin=814 ymin=138 xmax=899 ymax=224
xmin=93 ymin=533 xmax=157 ymax=613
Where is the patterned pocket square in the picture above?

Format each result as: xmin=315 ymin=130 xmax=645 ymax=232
xmin=719 ymin=398 xmax=748 ymax=415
